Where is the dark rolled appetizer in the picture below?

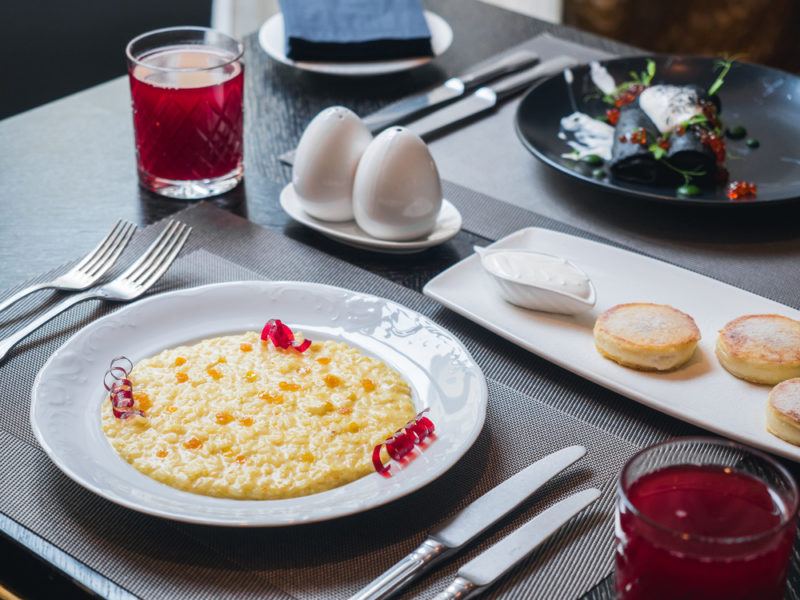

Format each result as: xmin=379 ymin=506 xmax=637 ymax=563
xmin=609 ymin=102 xmax=669 ymax=185
xmin=611 ymin=85 xmax=718 ymax=186
xmin=559 ymin=59 xmax=755 ymax=198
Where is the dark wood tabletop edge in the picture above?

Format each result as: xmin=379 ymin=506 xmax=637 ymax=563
xmin=1 ymin=513 xmax=136 ymax=600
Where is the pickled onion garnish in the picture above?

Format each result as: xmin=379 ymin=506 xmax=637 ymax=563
xmin=372 ymin=409 xmax=436 ymax=475
xmin=104 ymin=356 xmax=144 ymax=419
xmin=261 ymin=319 xmax=312 ymax=352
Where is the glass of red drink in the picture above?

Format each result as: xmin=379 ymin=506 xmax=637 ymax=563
xmin=126 ymin=27 xmax=244 ymax=199
xmin=616 ymin=437 xmax=798 ymax=600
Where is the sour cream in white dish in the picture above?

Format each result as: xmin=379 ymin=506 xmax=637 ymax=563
xmin=475 ymin=247 xmax=596 ymax=315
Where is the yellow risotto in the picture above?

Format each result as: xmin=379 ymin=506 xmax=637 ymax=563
xmin=101 ymin=331 xmax=415 ymax=499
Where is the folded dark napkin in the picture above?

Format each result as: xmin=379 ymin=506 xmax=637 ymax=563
xmin=279 ymin=0 xmax=433 ymax=62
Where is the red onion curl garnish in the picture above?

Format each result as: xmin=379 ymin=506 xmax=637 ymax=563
xmin=372 ymin=409 xmax=435 ymax=475
xmin=103 ymin=356 xmax=143 ymax=419
xmin=261 ymin=319 xmax=312 ymax=352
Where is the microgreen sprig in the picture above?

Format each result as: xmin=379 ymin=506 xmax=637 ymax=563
xmin=661 ymin=160 xmax=706 ymax=185
xmin=708 ymin=58 xmax=735 ymax=97
xmin=602 ymin=59 xmax=657 ymax=105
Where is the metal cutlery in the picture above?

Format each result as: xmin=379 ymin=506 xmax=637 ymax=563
xmin=350 ymin=445 xmax=587 ymax=600
xmin=0 ymin=220 xmax=137 ymax=314
xmin=0 ymin=220 xmax=191 ymax=363
xmin=434 ymin=488 xmax=601 ymax=599
xmin=361 ymin=50 xmax=540 ymax=133
xmin=406 ymin=55 xmax=578 ymax=141
xmin=279 ymin=50 xmax=540 ymax=165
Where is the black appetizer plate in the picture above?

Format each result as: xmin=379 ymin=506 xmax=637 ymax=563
xmin=515 ymin=55 xmax=800 ymax=206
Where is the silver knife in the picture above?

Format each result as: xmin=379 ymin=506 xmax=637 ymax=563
xmin=349 ymin=445 xmax=587 ymax=600
xmin=406 ymin=55 xmax=578 ymax=141
xmin=433 ymin=488 xmax=602 ymax=600
xmin=278 ymin=51 xmax=540 ymax=166
xmin=361 ymin=50 xmax=540 ymax=133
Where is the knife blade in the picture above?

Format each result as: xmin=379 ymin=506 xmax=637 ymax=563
xmin=348 ymin=445 xmax=587 ymax=600
xmin=405 ymin=55 xmax=578 ymax=141
xmin=361 ymin=50 xmax=540 ymax=133
xmin=278 ymin=51 xmax=541 ymax=166
xmin=433 ymin=488 xmax=602 ymax=600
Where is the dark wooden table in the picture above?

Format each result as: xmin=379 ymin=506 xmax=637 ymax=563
xmin=0 ymin=2 xmax=790 ymax=599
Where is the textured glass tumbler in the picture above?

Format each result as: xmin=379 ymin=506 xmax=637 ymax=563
xmin=615 ymin=437 xmax=798 ymax=600
xmin=126 ymin=27 xmax=244 ymax=200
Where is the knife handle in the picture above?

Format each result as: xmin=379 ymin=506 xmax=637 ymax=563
xmin=432 ymin=576 xmax=478 ymax=600
xmin=489 ymin=55 xmax=578 ymax=101
xmin=349 ymin=538 xmax=449 ymax=600
xmin=459 ymin=50 xmax=539 ymax=89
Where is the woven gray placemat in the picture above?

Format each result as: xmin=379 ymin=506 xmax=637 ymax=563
xmin=0 ymin=242 xmax=632 ymax=600
xmin=0 ymin=199 xmax=705 ymax=600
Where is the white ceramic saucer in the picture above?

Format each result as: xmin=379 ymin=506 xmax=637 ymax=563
xmin=258 ymin=11 xmax=453 ymax=76
xmin=280 ymin=183 xmax=462 ymax=254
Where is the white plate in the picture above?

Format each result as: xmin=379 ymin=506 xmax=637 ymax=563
xmin=258 ymin=10 xmax=453 ymax=76
xmin=31 ymin=281 xmax=486 ymax=526
xmin=423 ymin=227 xmax=800 ymax=462
xmin=280 ymin=183 xmax=462 ymax=254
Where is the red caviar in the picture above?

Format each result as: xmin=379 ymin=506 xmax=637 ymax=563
xmin=727 ymin=180 xmax=757 ymax=200
xmin=372 ymin=410 xmax=436 ymax=475
xmin=699 ymin=130 xmax=726 ymax=164
xmin=629 ymin=128 xmax=648 ymax=146
xmin=606 ymin=108 xmax=620 ymax=126
xmin=614 ymin=83 xmax=645 ymax=108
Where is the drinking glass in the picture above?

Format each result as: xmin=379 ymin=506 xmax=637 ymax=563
xmin=616 ymin=437 xmax=798 ymax=600
xmin=126 ymin=27 xmax=244 ymax=200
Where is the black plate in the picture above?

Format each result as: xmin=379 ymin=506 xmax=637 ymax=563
xmin=515 ymin=55 xmax=800 ymax=206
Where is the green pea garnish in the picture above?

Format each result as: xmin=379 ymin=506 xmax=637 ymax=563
xmin=581 ymin=154 xmax=604 ymax=166
xmin=746 ymin=138 xmax=760 ymax=149
xmin=677 ymin=184 xmax=701 ymax=197
xmin=591 ymin=168 xmax=606 ymax=179
xmin=725 ymin=125 xmax=747 ymax=140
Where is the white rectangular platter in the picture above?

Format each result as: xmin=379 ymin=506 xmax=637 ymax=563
xmin=423 ymin=227 xmax=800 ymax=462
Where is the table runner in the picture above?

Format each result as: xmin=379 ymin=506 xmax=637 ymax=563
xmin=0 ymin=200 xmax=667 ymax=599
xmin=2 ymin=195 xmax=799 ymax=598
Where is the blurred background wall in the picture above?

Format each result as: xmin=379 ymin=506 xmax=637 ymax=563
xmin=1 ymin=0 xmax=796 ymax=120
xmin=0 ymin=1 xmax=211 ymax=119
xmin=562 ymin=0 xmax=800 ymax=75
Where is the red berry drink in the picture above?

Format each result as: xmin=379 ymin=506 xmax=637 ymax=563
xmin=127 ymin=28 xmax=243 ymax=199
xmin=616 ymin=439 xmax=798 ymax=600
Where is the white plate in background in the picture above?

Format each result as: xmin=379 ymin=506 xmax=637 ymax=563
xmin=31 ymin=281 xmax=486 ymax=526
xmin=423 ymin=227 xmax=800 ymax=462
xmin=258 ymin=11 xmax=453 ymax=76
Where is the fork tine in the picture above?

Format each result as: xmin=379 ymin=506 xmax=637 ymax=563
xmin=119 ymin=220 xmax=180 ymax=279
xmin=135 ymin=226 xmax=192 ymax=292
xmin=125 ymin=221 xmax=184 ymax=282
xmin=130 ymin=223 xmax=189 ymax=286
xmin=82 ymin=221 xmax=137 ymax=277
xmin=77 ymin=220 xmax=127 ymax=274
xmin=73 ymin=220 xmax=128 ymax=271
xmin=83 ymin=221 xmax=138 ymax=278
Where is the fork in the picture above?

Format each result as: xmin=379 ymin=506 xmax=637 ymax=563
xmin=0 ymin=220 xmax=137 ymax=314
xmin=0 ymin=220 xmax=191 ymax=363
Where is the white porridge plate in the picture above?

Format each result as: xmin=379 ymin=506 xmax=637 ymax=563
xmin=30 ymin=281 xmax=487 ymax=527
